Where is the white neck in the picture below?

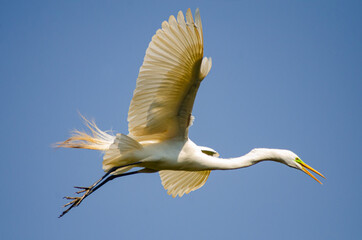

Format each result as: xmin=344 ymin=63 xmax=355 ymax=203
xmin=201 ymin=148 xmax=287 ymax=170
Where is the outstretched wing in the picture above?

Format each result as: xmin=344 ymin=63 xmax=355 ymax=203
xmin=127 ymin=9 xmax=212 ymax=142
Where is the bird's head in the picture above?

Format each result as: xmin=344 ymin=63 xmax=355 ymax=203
xmin=281 ymin=151 xmax=325 ymax=184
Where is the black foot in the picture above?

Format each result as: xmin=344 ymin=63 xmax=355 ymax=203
xmin=59 ymin=185 xmax=94 ymax=218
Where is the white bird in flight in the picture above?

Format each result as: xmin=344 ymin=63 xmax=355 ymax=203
xmin=57 ymin=8 xmax=325 ymax=217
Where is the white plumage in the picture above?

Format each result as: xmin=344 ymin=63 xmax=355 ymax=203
xmin=57 ymin=9 xmax=325 ymax=218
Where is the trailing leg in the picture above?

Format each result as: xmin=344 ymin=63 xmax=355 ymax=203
xmin=59 ymin=162 xmax=142 ymax=218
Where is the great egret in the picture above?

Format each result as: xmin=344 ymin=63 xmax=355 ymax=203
xmin=57 ymin=9 xmax=325 ymax=218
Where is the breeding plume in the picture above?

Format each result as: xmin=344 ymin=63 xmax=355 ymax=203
xmin=57 ymin=9 xmax=325 ymax=217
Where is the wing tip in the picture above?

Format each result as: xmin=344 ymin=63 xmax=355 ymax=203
xmin=186 ymin=8 xmax=194 ymax=25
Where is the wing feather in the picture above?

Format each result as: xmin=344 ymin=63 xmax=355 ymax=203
xmin=127 ymin=9 xmax=211 ymax=142
xmin=159 ymin=170 xmax=211 ymax=197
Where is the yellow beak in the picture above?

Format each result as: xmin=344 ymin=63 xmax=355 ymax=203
xmin=299 ymin=162 xmax=326 ymax=184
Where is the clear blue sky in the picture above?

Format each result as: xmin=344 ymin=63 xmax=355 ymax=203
xmin=1 ymin=1 xmax=361 ymax=239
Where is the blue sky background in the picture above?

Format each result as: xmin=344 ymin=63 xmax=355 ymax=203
xmin=1 ymin=0 xmax=361 ymax=239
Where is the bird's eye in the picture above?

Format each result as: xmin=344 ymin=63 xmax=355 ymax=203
xmin=295 ymin=157 xmax=303 ymax=164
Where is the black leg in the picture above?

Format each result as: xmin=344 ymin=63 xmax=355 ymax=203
xmin=59 ymin=163 xmax=142 ymax=218
xmin=86 ymin=171 xmax=139 ymax=196
xmin=72 ymin=166 xmax=123 ymax=195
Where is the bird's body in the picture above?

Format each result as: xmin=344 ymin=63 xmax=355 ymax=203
xmin=132 ymin=138 xmax=204 ymax=171
xmin=57 ymin=9 xmax=325 ymax=217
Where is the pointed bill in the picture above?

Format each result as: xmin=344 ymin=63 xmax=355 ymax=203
xmin=299 ymin=162 xmax=326 ymax=184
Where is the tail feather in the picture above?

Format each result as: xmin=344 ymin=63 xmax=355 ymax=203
xmin=56 ymin=115 xmax=115 ymax=151
xmin=56 ymin=114 xmax=143 ymax=175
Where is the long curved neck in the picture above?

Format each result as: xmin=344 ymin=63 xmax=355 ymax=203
xmin=202 ymin=148 xmax=286 ymax=170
